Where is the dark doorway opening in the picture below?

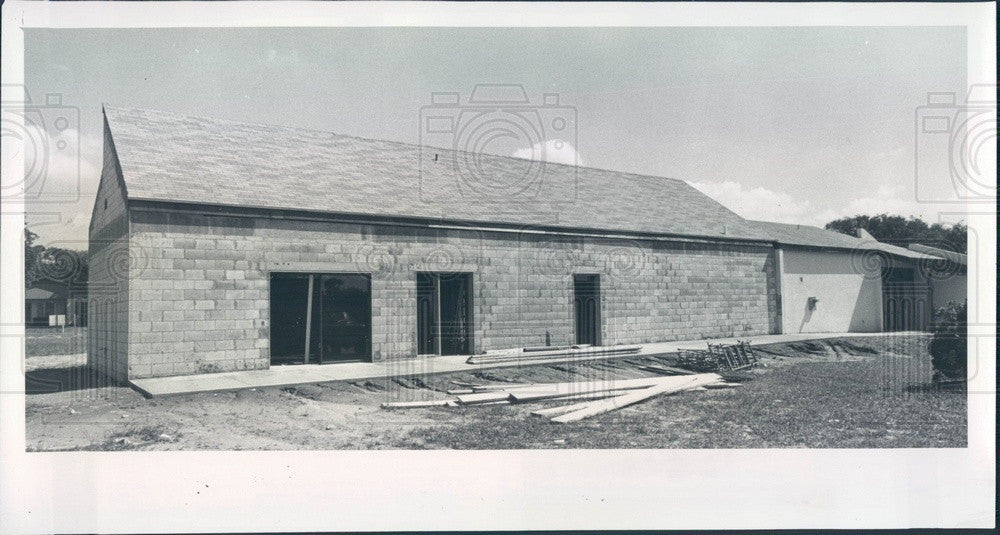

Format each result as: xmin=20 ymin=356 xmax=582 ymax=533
xmin=270 ymin=273 xmax=372 ymax=364
xmin=882 ymin=267 xmax=929 ymax=332
xmin=416 ymin=272 xmax=473 ymax=356
xmin=574 ymin=274 xmax=601 ymax=346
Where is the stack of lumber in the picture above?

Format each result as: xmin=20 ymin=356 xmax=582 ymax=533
xmin=677 ymin=340 xmax=759 ymax=372
xmin=465 ymin=344 xmax=641 ymax=365
xmin=381 ymin=373 xmax=735 ymax=423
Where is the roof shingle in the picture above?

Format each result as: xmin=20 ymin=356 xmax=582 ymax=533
xmin=750 ymin=220 xmax=938 ymax=261
xmin=103 ymin=106 xmax=769 ymax=242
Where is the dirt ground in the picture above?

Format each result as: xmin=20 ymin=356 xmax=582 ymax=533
xmin=24 ymin=334 xmax=965 ymax=450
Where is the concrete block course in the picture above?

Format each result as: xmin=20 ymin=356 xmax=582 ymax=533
xmin=116 ymin=209 xmax=778 ymax=379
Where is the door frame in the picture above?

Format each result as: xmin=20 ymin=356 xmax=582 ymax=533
xmin=268 ymin=271 xmax=374 ymax=365
xmin=415 ymin=271 xmax=474 ymax=356
xmin=573 ymin=273 xmax=602 ymax=346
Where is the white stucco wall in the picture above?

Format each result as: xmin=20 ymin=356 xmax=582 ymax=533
xmin=779 ymin=248 xmax=883 ymax=333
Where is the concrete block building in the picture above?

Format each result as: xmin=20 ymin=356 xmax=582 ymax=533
xmin=88 ymin=106 xmax=963 ymax=382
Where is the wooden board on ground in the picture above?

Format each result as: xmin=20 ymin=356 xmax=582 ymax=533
xmin=638 ymin=365 xmax=696 ymax=375
xmin=381 ymin=399 xmax=453 ymax=409
xmin=469 ymin=376 xmax=689 ymax=400
xmin=466 ymin=345 xmax=642 ymax=365
xmin=550 ymin=373 xmax=722 ymax=423
xmin=530 ymin=393 xmax=631 ymax=418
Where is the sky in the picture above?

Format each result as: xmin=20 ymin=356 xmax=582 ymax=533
xmin=21 ymin=26 xmax=968 ymax=247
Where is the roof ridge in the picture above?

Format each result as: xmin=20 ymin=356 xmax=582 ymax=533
xmin=102 ymin=104 xmax=690 ymax=186
xmin=102 ymin=104 xmax=769 ymax=241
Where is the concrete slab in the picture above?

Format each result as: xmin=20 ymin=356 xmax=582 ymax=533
xmin=129 ymin=331 xmax=925 ymax=397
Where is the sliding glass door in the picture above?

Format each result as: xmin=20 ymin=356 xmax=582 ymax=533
xmin=270 ymin=273 xmax=372 ymax=364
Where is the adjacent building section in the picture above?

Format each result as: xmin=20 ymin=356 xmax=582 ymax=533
xmin=752 ymin=221 xmax=963 ymax=335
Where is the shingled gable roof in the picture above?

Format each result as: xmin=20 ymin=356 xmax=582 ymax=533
xmin=908 ymin=243 xmax=967 ymax=266
xmin=750 ymin=220 xmax=938 ymax=261
xmin=102 ymin=106 xmax=769 ymax=242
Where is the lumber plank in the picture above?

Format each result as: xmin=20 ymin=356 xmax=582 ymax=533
xmin=463 ymin=376 xmax=703 ymax=403
xmin=449 ymin=380 xmax=482 ymax=388
xmin=471 ymin=383 xmax=538 ymax=392
xmin=530 ymin=394 xmax=626 ymax=418
xmin=465 ymin=345 xmax=641 ymax=365
xmin=504 ymin=376 xmax=699 ymax=402
xmin=446 ymin=388 xmax=475 ymax=395
xmin=508 ymin=384 xmax=651 ymax=402
xmin=454 ymin=391 xmax=513 ymax=404
xmin=550 ymin=374 xmax=722 ymax=423
xmin=639 ymin=365 xmax=697 ymax=376
xmin=524 ymin=392 xmax=623 ymax=413
xmin=380 ymin=399 xmax=454 ymax=409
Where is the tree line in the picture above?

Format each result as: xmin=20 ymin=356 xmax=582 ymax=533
xmin=824 ymin=214 xmax=967 ymax=253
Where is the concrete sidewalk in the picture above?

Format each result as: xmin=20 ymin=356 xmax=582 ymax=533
xmin=129 ymin=331 xmax=923 ymax=397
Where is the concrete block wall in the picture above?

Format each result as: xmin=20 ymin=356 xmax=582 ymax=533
xmin=87 ymin=121 xmax=130 ymax=382
xmin=126 ymin=208 xmax=776 ymax=379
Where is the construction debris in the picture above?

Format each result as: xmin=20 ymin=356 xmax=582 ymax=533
xmin=379 ymin=372 xmax=737 ymax=423
xmin=380 ymin=399 xmax=456 ymax=409
xmin=549 ymin=374 xmax=723 ymax=423
xmin=677 ymin=341 xmax=759 ymax=372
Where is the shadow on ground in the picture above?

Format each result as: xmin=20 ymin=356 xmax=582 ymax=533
xmin=25 ymin=366 xmax=120 ymax=395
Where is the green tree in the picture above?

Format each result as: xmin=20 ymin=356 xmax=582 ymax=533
xmin=24 ymin=227 xmax=88 ymax=290
xmin=24 ymin=227 xmax=45 ymax=288
xmin=824 ymin=214 xmax=966 ymax=252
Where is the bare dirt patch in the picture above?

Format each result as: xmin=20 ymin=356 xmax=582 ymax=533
xmin=25 ymin=335 xmax=963 ymax=450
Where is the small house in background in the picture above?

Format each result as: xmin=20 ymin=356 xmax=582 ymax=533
xmin=25 ymin=279 xmax=88 ymax=327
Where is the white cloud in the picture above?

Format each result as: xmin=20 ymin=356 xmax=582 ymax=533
xmin=11 ymin=124 xmax=101 ymax=245
xmin=9 ymin=125 xmax=101 ymax=196
xmin=511 ymin=139 xmax=584 ymax=167
xmin=688 ymin=180 xmax=958 ymax=227
xmin=687 ymin=180 xmax=837 ymax=225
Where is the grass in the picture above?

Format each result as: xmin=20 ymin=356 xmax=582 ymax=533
xmin=399 ymin=337 xmax=965 ymax=449
xmin=24 ymin=334 xmax=965 ymax=450
xmin=25 ymin=327 xmax=87 ymax=357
